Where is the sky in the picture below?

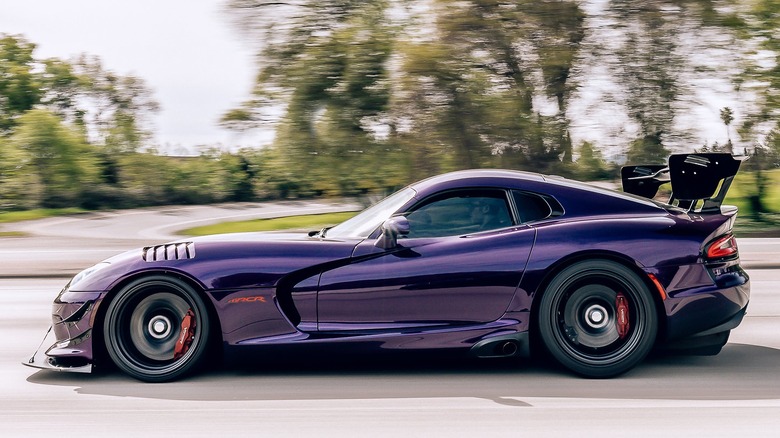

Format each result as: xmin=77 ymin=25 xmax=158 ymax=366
xmin=0 ymin=0 xmax=265 ymax=153
xmin=0 ymin=0 xmax=757 ymax=159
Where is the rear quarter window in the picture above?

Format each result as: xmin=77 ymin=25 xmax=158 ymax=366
xmin=512 ymin=190 xmax=554 ymax=223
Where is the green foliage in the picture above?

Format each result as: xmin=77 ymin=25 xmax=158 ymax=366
xmin=728 ymin=167 xmax=780 ymax=216
xmin=219 ymin=108 xmax=255 ymax=131
xmin=4 ymin=2 xmax=780 ymax=224
xmin=738 ymin=130 xmax=780 ymax=217
xmin=0 ymin=135 xmax=38 ymax=209
xmin=9 ymin=109 xmax=98 ymax=208
xmin=111 ymin=151 xmax=249 ymax=207
xmin=71 ymin=55 xmax=160 ymax=153
xmin=0 ymin=207 xmax=85 ymax=223
xmin=0 ymin=33 xmax=160 ymax=210
xmin=0 ymin=35 xmax=41 ymax=133
xmin=574 ymin=142 xmax=612 ymax=181
xmin=225 ymin=1 xmax=405 ymax=197
xmin=727 ymin=0 xmax=780 ymax=142
xmin=181 ymin=212 xmax=357 ymax=236
xmin=0 ymin=34 xmax=159 ymax=150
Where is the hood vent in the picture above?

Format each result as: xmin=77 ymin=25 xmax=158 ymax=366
xmin=142 ymin=242 xmax=195 ymax=262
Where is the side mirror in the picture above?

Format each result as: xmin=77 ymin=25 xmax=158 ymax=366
xmin=375 ymin=216 xmax=410 ymax=249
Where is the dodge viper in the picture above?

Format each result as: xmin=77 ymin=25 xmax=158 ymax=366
xmin=26 ymin=153 xmax=750 ymax=382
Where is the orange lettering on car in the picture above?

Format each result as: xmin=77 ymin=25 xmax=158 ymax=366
xmin=227 ymin=296 xmax=267 ymax=304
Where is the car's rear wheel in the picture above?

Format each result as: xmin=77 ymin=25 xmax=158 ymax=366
xmin=103 ymin=276 xmax=211 ymax=382
xmin=538 ymin=260 xmax=657 ymax=378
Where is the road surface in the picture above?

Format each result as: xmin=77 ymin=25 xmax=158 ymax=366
xmin=0 ymin=200 xmax=361 ymax=277
xmin=1 ymin=203 xmax=778 ymax=436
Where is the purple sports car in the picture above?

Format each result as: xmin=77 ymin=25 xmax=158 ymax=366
xmin=26 ymin=153 xmax=750 ymax=382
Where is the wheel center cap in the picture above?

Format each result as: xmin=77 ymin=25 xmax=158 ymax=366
xmin=148 ymin=315 xmax=172 ymax=339
xmin=584 ymin=304 xmax=609 ymax=329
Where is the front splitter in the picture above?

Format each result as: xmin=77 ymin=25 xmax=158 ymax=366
xmin=23 ymin=326 xmax=92 ymax=374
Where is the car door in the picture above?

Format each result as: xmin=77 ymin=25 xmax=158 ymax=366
xmin=316 ymin=188 xmax=536 ymax=331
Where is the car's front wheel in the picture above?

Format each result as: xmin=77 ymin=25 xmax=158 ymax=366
xmin=538 ymin=260 xmax=657 ymax=378
xmin=103 ymin=276 xmax=211 ymax=382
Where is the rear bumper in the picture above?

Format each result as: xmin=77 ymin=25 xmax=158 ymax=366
xmin=659 ymin=263 xmax=750 ymax=341
xmin=660 ymin=305 xmax=746 ymax=354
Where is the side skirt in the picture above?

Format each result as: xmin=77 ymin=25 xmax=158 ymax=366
xmin=470 ymin=332 xmax=530 ymax=359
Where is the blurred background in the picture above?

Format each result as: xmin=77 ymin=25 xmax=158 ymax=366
xmin=0 ymin=0 xmax=778 ymax=231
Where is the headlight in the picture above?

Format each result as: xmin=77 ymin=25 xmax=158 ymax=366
xmin=69 ymin=262 xmax=111 ymax=290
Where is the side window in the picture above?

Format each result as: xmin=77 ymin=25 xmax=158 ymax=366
xmin=512 ymin=190 xmax=553 ymax=223
xmin=406 ymin=189 xmax=513 ymax=238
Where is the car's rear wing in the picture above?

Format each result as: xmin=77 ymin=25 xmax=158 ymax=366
xmin=621 ymin=153 xmax=748 ymax=213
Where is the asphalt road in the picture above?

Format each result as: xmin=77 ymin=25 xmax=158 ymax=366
xmin=0 ymin=200 xmax=361 ymax=277
xmin=1 ymin=203 xmax=779 ymax=436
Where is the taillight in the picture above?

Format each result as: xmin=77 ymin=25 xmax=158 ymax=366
xmin=705 ymin=234 xmax=738 ymax=260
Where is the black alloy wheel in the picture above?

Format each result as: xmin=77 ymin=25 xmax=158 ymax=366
xmin=538 ymin=260 xmax=658 ymax=378
xmin=103 ymin=276 xmax=211 ymax=382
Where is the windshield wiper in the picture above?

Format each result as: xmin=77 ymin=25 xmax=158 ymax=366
xmin=310 ymin=226 xmax=333 ymax=239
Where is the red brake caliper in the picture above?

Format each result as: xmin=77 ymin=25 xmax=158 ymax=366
xmin=616 ymin=293 xmax=630 ymax=339
xmin=173 ymin=309 xmax=196 ymax=360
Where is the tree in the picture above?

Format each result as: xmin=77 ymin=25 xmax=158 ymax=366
xmin=69 ymin=55 xmax=160 ymax=153
xmin=0 ymin=35 xmax=41 ymax=134
xmin=720 ymin=107 xmax=734 ymax=142
xmin=1 ymin=33 xmax=160 ymax=152
xmin=224 ymin=0 xmax=587 ymax=189
xmin=718 ymin=0 xmax=780 ymax=215
xmin=385 ymin=0 xmax=585 ymax=177
xmin=39 ymin=57 xmax=88 ymax=130
xmin=734 ymin=0 xmax=780 ymax=136
xmin=575 ymin=141 xmax=611 ymax=181
xmin=720 ymin=106 xmax=734 ymax=150
xmin=0 ymin=136 xmax=39 ymax=209
xmin=225 ymin=0 xmax=399 ymax=196
xmin=742 ymin=130 xmax=780 ymax=217
xmin=0 ymin=35 xmax=163 ymax=209
xmin=10 ymin=109 xmax=98 ymax=207
xmin=605 ymin=1 xmax=687 ymax=163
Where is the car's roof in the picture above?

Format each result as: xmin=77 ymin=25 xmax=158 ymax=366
xmin=410 ymin=168 xmax=603 ymax=195
xmin=410 ymin=168 xmax=665 ymax=215
xmin=413 ymin=169 xmax=546 ymax=187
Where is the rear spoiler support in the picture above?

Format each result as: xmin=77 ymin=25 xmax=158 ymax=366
xmin=622 ymin=153 xmax=748 ymax=213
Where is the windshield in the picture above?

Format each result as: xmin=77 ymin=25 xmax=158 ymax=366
xmin=325 ymin=187 xmax=417 ymax=239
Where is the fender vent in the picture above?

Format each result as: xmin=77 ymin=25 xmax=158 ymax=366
xmin=142 ymin=242 xmax=195 ymax=262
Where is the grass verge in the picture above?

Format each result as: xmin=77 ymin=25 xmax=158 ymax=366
xmin=181 ymin=212 xmax=357 ymax=236
xmin=0 ymin=208 xmax=85 ymax=224
xmin=0 ymin=231 xmax=26 ymax=237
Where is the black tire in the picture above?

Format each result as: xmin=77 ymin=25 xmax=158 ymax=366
xmin=538 ymin=260 xmax=657 ymax=378
xmin=103 ymin=276 xmax=211 ymax=382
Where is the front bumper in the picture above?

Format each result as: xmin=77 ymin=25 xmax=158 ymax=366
xmin=24 ymin=326 xmax=92 ymax=373
xmin=23 ymin=290 xmax=105 ymax=374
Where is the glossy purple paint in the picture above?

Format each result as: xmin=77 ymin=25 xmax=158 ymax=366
xmin=31 ymin=167 xmax=750 ymax=376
